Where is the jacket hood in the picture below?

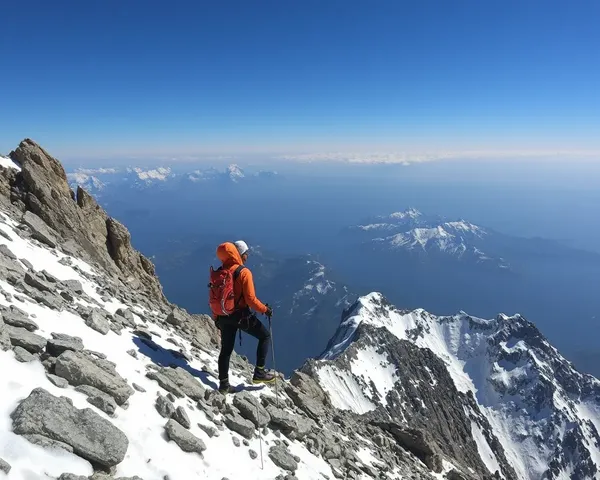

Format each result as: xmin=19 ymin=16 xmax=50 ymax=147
xmin=217 ymin=242 xmax=243 ymax=268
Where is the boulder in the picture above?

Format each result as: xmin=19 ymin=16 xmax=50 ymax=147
xmin=173 ymin=406 xmax=191 ymax=429
xmin=5 ymin=325 xmax=46 ymax=353
xmin=166 ymin=308 xmax=186 ymax=326
xmin=23 ymin=433 xmax=73 ymax=452
xmin=0 ymin=316 xmax=12 ymax=351
xmin=75 ymin=385 xmax=118 ymax=416
xmin=233 ymin=392 xmax=271 ymax=428
xmin=22 ymin=211 xmax=57 ymax=248
xmin=155 ymin=394 xmax=175 ymax=418
xmin=164 ymin=419 xmax=206 ymax=454
xmin=0 ymin=457 xmax=11 ymax=474
xmin=84 ymin=309 xmax=111 ymax=335
xmin=62 ymin=279 xmax=84 ymax=294
xmin=13 ymin=345 xmax=35 ymax=362
xmin=54 ymin=350 xmax=134 ymax=405
xmin=47 ymin=333 xmax=84 ymax=356
xmin=24 ymin=271 xmax=53 ymax=293
xmin=224 ymin=411 xmax=255 ymax=439
xmin=2 ymin=311 xmax=38 ymax=331
xmin=146 ymin=366 xmax=205 ymax=400
xmin=11 ymin=388 xmax=128 ymax=468
xmin=269 ymin=446 xmax=299 ymax=472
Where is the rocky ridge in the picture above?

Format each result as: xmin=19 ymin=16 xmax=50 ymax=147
xmin=0 ymin=140 xmax=485 ymax=479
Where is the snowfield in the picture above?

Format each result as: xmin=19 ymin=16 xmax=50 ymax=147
xmin=0 ymin=211 xmax=342 ymax=480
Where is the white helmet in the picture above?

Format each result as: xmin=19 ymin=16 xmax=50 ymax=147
xmin=234 ymin=240 xmax=249 ymax=256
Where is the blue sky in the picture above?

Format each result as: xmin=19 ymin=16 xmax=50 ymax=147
xmin=1 ymin=0 xmax=599 ymax=161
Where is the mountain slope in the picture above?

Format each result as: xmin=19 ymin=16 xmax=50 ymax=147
xmin=1 ymin=139 xmax=485 ymax=480
xmin=314 ymin=293 xmax=600 ymax=480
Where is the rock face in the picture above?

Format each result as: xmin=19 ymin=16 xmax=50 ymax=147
xmin=54 ymin=350 xmax=134 ymax=405
xmin=7 ymin=139 xmax=165 ymax=304
xmin=146 ymin=366 xmax=205 ymax=400
xmin=5 ymin=325 xmax=46 ymax=353
xmin=164 ymin=419 xmax=206 ymax=454
xmin=10 ymin=388 xmax=128 ymax=468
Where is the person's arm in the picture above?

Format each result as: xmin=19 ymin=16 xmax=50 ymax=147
xmin=240 ymin=268 xmax=268 ymax=314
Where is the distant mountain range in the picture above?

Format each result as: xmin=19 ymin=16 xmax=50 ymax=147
xmin=344 ymin=208 xmax=599 ymax=273
xmin=66 ymin=164 xmax=280 ymax=196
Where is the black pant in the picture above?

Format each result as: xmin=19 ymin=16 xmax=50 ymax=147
xmin=217 ymin=311 xmax=271 ymax=384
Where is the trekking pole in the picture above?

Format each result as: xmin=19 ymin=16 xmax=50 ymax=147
xmin=268 ymin=315 xmax=280 ymax=407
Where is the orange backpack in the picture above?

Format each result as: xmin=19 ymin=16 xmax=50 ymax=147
xmin=208 ymin=265 xmax=245 ymax=317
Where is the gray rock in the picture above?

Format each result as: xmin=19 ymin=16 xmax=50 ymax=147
xmin=46 ymin=373 xmax=69 ymax=388
xmin=5 ymin=325 xmax=46 ymax=353
xmin=13 ymin=345 xmax=35 ymax=362
xmin=2 ymin=312 xmax=38 ymax=331
xmin=75 ymin=385 xmax=118 ymax=416
xmin=85 ymin=309 xmax=111 ymax=335
xmin=132 ymin=383 xmax=146 ymax=392
xmin=58 ymin=474 xmax=87 ymax=480
xmin=11 ymin=388 xmax=128 ymax=467
xmin=22 ymin=211 xmax=57 ymax=248
xmin=146 ymin=366 xmax=205 ymax=400
xmin=41 ymin=270 xmax=59 ymax=283
xmin=62 ymin=279 xmax=84 ymax=294
xmin=115 ymin=308 xmax=136 ymax=327
xmin=54 ymin=350 xmax=134 ymax=405
xmin=233 ymin=392 xmax=271 ymax=428
xmin=166 ymin=308 xmax=186 ymax=326
xmin=20 ymin=258 xmax=34 ymax=270
xmin=173 ymin=406 xmax=191 ymax=429
xmin=0 ymin=244 xmax=17 ymax=260
xmin=269 ymin=446 xmax=298 ymax=472
xmin=47 ymin=333 xmax=84 ymax=356
xmin=285 ymin=384 xmax=326 ymax=420
xmin=197 ymin=423 xmax=217 ymax=438
xmin=155 ymin=394 xmax=176 ymax=418
xmin=164 ymin=419 xmax=206 ymax=454
xmin=127 ymin=349 xmax=138 ymax=359
xmin=23 ymin=433 xmax=74 ymax=452
xmin=0 ymin=457 xmax=11 ymax=474
xmin=232 ymin=436 xmax=241 ymax=447
xmin=249 ymin=449 xmax=258 ymax=460
xmin=266 ymin=405 xmax=299 ymax=433
xmin=24 ymin=271 xmax=53 ymax=293
xmin=0 ymin=317 xmax=11 ymax=351
xmin=224 ymin=411 xmax=255 ymax=439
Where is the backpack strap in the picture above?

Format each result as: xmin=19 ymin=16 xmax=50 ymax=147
xmin=233 ymin=265 xmax=246 ymax=309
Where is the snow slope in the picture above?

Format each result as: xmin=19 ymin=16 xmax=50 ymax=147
xmin=0 ymin=156 xmax=20 ymax=171
xmin=0 ymin=211 xmax=338 ymax=480
xmin=319 ymin=293 xmax=600 ymax=480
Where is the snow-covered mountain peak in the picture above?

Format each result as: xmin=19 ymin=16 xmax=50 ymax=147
xmin=130 ymin=166 xmax=172 ymax=182
xmin=226 ymin=163 xmax=245 ymax=182
xmin=317 ymin=293 xmax=600 ymax=480
xmin=387 ymin=207 xmax=423 ymax=220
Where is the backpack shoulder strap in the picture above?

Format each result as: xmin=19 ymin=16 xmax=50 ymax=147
xmin=233 ymin=265 xmax=246 ymax=308
xmin=233 ymin=265 xmax=246 ymax=279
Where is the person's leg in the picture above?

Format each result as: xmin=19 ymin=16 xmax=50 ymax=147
xmin=241 ymin=315 xmax=275 ymax=383
xmin=242 ymin=314 xmax=271 ymax=367
xmin=218 ymin=321 xmax=238 ymax=389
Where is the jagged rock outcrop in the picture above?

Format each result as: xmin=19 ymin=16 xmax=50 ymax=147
xmin=11 ymin=388 xmax=128 ymax=468
xmin=5 ymin=139 xmax=165 ymax=304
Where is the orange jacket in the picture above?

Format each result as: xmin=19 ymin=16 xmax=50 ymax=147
xmin=216 ymin=242 xmax=268 ymax=315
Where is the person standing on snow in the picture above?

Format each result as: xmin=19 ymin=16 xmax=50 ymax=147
xmin=211 ymin=240 xmax=275 ymax=394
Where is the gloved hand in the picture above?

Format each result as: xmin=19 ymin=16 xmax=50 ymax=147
xmin=265 ymin=304 xmax=273 ymax=318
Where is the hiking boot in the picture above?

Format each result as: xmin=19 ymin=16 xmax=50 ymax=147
xmin=252 ymin=366 xmax=276 ymax=384
xmin=218 ymin=381 xmax=236 ymax=394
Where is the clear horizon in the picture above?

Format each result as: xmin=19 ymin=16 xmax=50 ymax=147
xmin=1 ymin=0 xmax=600 ymax=161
